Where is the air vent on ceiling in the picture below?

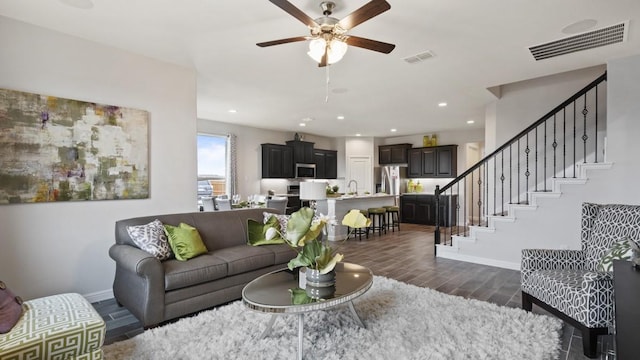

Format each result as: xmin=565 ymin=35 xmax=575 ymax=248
xmin=529 ymin=21 xmax=627 ymax=61
xmin=403 ymin=50 xmax=435 ymax=64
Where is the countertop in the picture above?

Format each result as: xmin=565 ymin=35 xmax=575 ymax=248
xmin=401 ymin=193 xmax=458 ymax=196
xmin=327 ymin=193 xmax=395 ymax=201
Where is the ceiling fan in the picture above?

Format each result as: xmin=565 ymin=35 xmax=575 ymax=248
xmin=257 ymin=0 xmax=395 ymax=67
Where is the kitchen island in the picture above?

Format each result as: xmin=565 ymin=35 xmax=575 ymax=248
xmin=315 ymin=194 xmax=396 ymax=241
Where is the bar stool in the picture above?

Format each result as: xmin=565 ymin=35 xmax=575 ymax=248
xmin=384 ymin=205 xmax=401 ymax=232
xmin=367 ymin=207 xmax=387 ymax=236
xmin=347 ymin=209 xmax=369 ymax=241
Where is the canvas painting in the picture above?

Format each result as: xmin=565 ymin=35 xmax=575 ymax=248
xmin=0 ymin=88 xmax=149 ymax=204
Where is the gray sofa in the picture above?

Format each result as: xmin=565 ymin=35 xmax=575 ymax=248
xmin=109 ymin=207 xmax=294 ymax=327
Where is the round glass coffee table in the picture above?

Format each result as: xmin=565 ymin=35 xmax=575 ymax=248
xmin=242 ymin=262 xmax=373 ymax=360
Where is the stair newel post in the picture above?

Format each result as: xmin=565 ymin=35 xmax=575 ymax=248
xmin=434 ymin=185 xmax=441 ymax=251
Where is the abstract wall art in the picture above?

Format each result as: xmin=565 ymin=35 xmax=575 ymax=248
xmin=0 ymin=88 xmax=149 ymax=204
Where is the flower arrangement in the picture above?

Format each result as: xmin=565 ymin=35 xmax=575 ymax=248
xmin=266 ymin=207 xmax=371 ymax=274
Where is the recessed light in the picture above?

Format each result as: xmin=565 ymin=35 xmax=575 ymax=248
xmin=467 ymin=120 xmax=475 ymax=124
xmin=355 ymin=133 xmax=361 ymax=137
xmin=299 ymin=123 xmax=306 ymax=127
xmin=337 ymin=115 xmax=345 ymax=120
xmin=438 ymin=102 xmax=447 ymax=107
xmin=58 ymin=0 xmax=94 ymax=9
xmin=390 ymin=128 xmax=397 ymax=132
xmin=228 ymin=109 xmax=237 ymax=113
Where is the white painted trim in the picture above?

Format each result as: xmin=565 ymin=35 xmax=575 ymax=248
xmin=436 ymin=248 xmax=520 ymax=270
xmin=83 ymin=289 xmax=114 ymax=303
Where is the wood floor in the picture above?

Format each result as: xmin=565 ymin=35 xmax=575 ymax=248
xmin=93 ymin=223 xmax=614 ymax=359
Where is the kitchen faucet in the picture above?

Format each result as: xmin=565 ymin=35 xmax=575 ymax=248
xmin=347 ymin=180 xmax=358 ymax=195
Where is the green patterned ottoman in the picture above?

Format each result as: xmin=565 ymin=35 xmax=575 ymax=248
xmin=0 ymin=293 xmax=105 ymax=360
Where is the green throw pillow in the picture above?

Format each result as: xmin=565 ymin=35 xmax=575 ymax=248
xmin=247 ymin=216 xmax=285 ymax=246
xmin=164 ymin=223 xmax=208 ymax=261
xmin=597 ymin=237 xmax=632 ymax=272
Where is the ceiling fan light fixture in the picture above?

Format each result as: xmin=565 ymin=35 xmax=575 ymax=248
xmin=307 ymin=38 xmax=348 ymax=64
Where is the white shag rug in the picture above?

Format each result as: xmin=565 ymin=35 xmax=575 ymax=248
xmin=103 ymin=276 xmax=562 ymax=360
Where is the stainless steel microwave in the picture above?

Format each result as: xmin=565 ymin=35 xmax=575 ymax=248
xmin=295 ymin=163 xmax=316 ymax=179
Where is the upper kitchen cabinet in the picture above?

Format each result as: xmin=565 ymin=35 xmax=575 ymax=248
xmin=379 ymin=144 xmax=412 ymax=165
xmin=286 ymin=140 xmax=314 ymax=164
xmin=407 ymin=145 xmax=458 ymax=178
xmin=261 ymin=143 xmax=294 ymax=178
xmin=313 ymin=149 xmax=337 ymax=179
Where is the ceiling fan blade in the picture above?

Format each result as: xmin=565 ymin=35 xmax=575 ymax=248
xmin=318 ymin=46 xmax=328 ymax=67
xmin=345 ymin=36 xmax=395 ymax=54
xmin=337 ymin=0 xmax=391 ymax=31
xmin=268 ymin=0 xmax=318 ymax=28
xmin=257 ymin=36 xmax=309 ymax=47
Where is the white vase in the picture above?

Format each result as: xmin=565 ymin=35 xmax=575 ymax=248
xmin=298 ymin=267 xmax=307 ymax=289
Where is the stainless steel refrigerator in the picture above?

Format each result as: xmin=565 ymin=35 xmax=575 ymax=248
xmin=376 ymin=166 xmax=405 ymax=205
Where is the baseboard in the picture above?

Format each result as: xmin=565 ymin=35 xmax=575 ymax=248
xmin=83 ymin=289 xmax=114 ymax=303
xmin=436 ymin=251 xmax=520 ymax=271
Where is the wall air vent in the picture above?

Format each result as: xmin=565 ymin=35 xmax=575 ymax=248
xmin=403 ymin=50 xmax=435 ymax=64
xmin=529 ymin=21 xmax=627 ymax=61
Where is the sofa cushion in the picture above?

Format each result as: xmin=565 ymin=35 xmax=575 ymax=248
xmin=164 ymin=223 xmax=208 ymax=261
xmin=263 ymin=244 xmax=297 ymax=264
xmin=212 ymin=246 xmax=275 ymax=276
xmin=0 ymin=281 xmax=24 ymax=334
xmin=164 ymin=254 xmax=228 ymax=291
xmin=126 ymin=219 xmax=174 ymax=260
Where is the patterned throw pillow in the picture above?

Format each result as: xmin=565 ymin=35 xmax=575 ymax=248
xmin=126 ymin=219 xmax=174 ymax=260
xmin=597 ymin=237 xmax=633 ymax=272
xmin=0 ymin=280 xmax=24 ymax=334
xmin=263 ymin=212 xmax=290 ymax=237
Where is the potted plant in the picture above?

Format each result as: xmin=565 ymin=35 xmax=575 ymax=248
xmin=266 ymin=207 xmax=371 ymax=281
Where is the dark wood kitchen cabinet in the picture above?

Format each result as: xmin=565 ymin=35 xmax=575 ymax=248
xmin=407 ymin=145 xmax=457 ymax=178
xmin=286 ymin=140 xmax=314 ymax=164
xmin=261 ymin=144 xmax=294 ymax=178
xmin=379 ymin=144 xmax=412 ymax=165
xmin=400 ymin=194 xmax=457 ymax=226
xmin=313 ymin=149 xmax=337 ymax=179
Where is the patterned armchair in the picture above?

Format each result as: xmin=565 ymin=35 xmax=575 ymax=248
xmin=521 ymin=203 xmax=640 ymax=358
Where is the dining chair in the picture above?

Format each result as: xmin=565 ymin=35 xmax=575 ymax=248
xmin=215 ymin=197 xmax=232 ymax=211
xmin=266 ymin=197 xmax=288 ymax=214
xmin=201 ymin=197 xmax=215 ymax=211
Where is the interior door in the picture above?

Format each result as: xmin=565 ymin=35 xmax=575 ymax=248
xmin=347 ymin=156 xmax=372 ymax=194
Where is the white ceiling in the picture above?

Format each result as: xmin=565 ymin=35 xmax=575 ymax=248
xmin=1 ymin=0 xmax=639 ymax=138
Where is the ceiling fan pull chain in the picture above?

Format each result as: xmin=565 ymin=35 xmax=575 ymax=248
xmin=325 ymin=64 xmax=330 ymax=103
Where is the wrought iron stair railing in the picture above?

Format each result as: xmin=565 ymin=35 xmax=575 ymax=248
xmin=434 ymin=72 xmax=607 ymax=248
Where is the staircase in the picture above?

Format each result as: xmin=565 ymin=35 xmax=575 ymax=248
xmin=434 ymin=73 xmax=609 ymax=270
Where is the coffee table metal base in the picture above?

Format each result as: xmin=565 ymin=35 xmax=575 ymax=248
xmin=259 ymin=301 xmax=366 ymax=360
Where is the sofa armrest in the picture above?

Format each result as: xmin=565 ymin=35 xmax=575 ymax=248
xmin=521 ymin=249 xmax=586 ymax=284
xmin=582 ymin=271 xmax=615 ymax=327
xmin=582 ymin=271 xmax=613 ymax=288
xmin=108 ymin=244 xmax=165 ymax=327
xmin=109 ymin=244 xmax=162 ymax=276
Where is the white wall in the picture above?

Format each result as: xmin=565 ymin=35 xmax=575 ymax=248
xmin=491 ymin=65 xmax=606 ymax=146
xmin=0 ymin=17 xmax=197 ymax=300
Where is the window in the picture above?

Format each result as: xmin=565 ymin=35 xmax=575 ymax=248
xmin=197 ymin=134 xmax=227 ymax=200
